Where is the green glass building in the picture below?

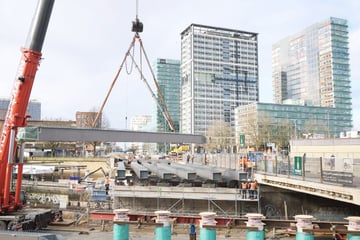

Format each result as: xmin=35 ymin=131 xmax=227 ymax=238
xmin=272 ymin=17 xmax=352 ymax=130
xmin=153 ymin=58 xmax=181 ymax=133
xmin=236 ymin=18 xmax=353 ymax=147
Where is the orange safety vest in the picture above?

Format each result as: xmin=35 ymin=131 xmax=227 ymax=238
xmin=241 ymin=182 xmax=247 ymax=189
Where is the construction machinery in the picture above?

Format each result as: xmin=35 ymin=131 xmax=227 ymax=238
xmin=0 ymin=0 xmax=56 ymax=230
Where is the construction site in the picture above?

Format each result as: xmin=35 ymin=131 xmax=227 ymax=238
xmin=1 ymin=0 xmax=360 ymax=239
xmin=10 ymin=154 xmax=357 ymax=239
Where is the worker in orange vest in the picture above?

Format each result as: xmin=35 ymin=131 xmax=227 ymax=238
xmin=239 ymin=157 xmax=248 ymax=171
xmin=249 ymin=180 xmax=258 ymax=199
xmin=241 ymin=181 xmax=248 ymax=199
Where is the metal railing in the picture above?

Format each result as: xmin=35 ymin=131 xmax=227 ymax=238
xmin=194 ymin=152 xmax=359 ymax=188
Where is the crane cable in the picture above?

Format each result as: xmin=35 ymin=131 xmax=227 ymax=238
xmin=126 ymin=35 xmax=175 ymax=132
xmin=92 ymin=36 xmax=137 ymax=127
xmin=93 ymin=0 xmax=175 ymax=131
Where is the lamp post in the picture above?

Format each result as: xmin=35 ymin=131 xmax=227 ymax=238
xmin=327 ymin=110 xmax=330 ymax=138
xmin=292 ymin=120 xmax=297 ymax=140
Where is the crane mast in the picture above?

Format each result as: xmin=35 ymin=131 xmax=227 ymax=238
xmin=0 ymin=0 xmax=54 ymax=213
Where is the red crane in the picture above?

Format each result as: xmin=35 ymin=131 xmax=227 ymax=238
xmin=0 ymin=0 xmax=54 ymax=214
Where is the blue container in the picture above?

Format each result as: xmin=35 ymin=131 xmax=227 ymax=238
xmin=296 ymin=232 xmax=314 ymax=240
xmin=155 ymin=226 xmax=171 ymax=240
xmin=246 ymin=230 xmax=265 ymax=240
xmin=200 ymin=228 xmax=216 ymax=240
xmin=92 ymin=190 xmax=107 ymax=201
xmin=113 ymin=223 xmax=129 ymax=240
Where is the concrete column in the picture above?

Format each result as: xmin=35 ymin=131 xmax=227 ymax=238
xmin=199 ymin=212 xmax=217 ymax=240
xmin=245 ymin=213 xmax=265 ymax=240
xmin=154 ymin=210 xmax=171 ymax=240
xmin=294 ymin=215 xmax=314 ymax=240
xmin=345 ymin=216 xmax=360 ymax=240
xmin=113 ymin=209 xmax=129 ymax=240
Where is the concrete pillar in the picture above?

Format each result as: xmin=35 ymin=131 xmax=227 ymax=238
xmin=199 ymin=212 xmax=217 ymax=240
xmin=345 ymin=216 xmax=360 ymax=240
xmin=154 ymin=210 xmax=171 ymax=240
xmin=294 ymin=215 xmax=314 ymax=240
xmin=113 ymin=209 xmax=130 ymax=240
xmin=245 ymin=213 xmax=265 ymax=240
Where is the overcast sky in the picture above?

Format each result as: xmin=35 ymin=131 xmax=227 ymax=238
xmin=0 ymin=0 xmax=359 ymax=130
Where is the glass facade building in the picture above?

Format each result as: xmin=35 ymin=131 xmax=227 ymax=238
xmin=272 ymin=17 xmax=352 ymax=129
xmin=153 ymin=58 xmax=181 ymax=132
xmin=0 ymin=98 xmax=41 ymax=121
xmin=235 ymin=102 xmax=350 ymax=144
xmin=180 ymin=24 xmax=259 ymax=136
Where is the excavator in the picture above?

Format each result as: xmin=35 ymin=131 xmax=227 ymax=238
xmin=0 ymin=0 xmax=55 ymax=230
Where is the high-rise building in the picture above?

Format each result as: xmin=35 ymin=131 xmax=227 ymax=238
xmin=180 ymin=24 xmax=259 ymax=136
xmin=130 ymin=115 xmax=153 ymax=131
xmin=234 ymin=17 xmax=352 ymax=146
xmin=153 ymin=58 xmax=181 ymax=132
xmin=129 ymin=115 xmax=155 ymax=154
xmin=272 ymin=17 xmax=351 ymax=114
xmin=76 ymin=111 xmax=101 ymax=128
xmin=0 ymin=98 xmax=41 ymax=120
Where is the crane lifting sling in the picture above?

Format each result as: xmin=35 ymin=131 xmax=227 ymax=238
xmin=93 ymin=6 xmax=176 ymax=132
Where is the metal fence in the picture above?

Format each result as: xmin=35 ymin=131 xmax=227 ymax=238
xmin=193 ymin=152 xmax=360 ymax=187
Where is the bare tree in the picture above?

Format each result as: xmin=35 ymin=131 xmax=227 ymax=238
xmin=303 ymin=118 xmax=329 ymax=138
xmin=205 ymin=120 xmax=233 ymax=153
xmin=77 ymin=107 xmax=110 ymax=157
xmin=272 ymin=119 xmax=291 ymax=150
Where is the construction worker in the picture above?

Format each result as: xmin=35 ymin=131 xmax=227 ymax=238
xmin=105 ymin=176 xmax=110 ymax=195
xmin=247 ymin=160 xmax=253 ymax=177
xmin=250 ymin=180 xmax=258 ymax=199
xmin=241 ymin=181 xmax=248 ymax=199
xmin=239 ymin=157 xmax=244 ymax=170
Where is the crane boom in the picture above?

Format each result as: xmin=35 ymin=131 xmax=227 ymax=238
xmin=0 ymin=0 xmax=54 ymax=213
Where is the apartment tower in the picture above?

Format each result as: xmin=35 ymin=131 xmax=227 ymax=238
xmin=180 ymin=24 xmax=259 ymax=136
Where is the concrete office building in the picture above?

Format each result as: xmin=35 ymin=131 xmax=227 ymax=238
xmin=272 ymin=17 xmax=352 ymax=129
xmin=130 ymin=115 xmax=153 ymax=131
xmin=0 ymin=98 xmax=41 ymax=121
xmin=180 ymin=24 xmax=259 ymax=137
xmin=130 ymin=115 xmax=155 ymax=154
xmin=153 ymin=58 xmax=181 ymax=132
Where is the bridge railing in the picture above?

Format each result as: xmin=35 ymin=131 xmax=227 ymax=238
xmin=253 ymin=153 xmax=359 ymax=188
xmin=196 ymin=152 xmax=359 ymax=188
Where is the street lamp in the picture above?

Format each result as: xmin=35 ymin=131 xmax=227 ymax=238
xmin=327 ymin=110 xmax=330 ymax=138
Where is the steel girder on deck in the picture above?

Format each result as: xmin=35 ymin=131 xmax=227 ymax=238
xmin=24 ymin=126 xmax=206 ymax=143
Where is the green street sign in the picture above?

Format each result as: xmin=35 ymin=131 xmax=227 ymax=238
xmin=294 ymin=156 xmax=302 ymax=176
xmin=240 ymin=134 xmax=245 ymax=148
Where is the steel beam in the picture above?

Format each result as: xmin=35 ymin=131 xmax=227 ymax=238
xmin=158 ymin=163 xmax=197 ymax=180
xmin=25 ymin=126 xmax=206 ymax=143
xmin=130 ymin=162 xmax=149 ymax=180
